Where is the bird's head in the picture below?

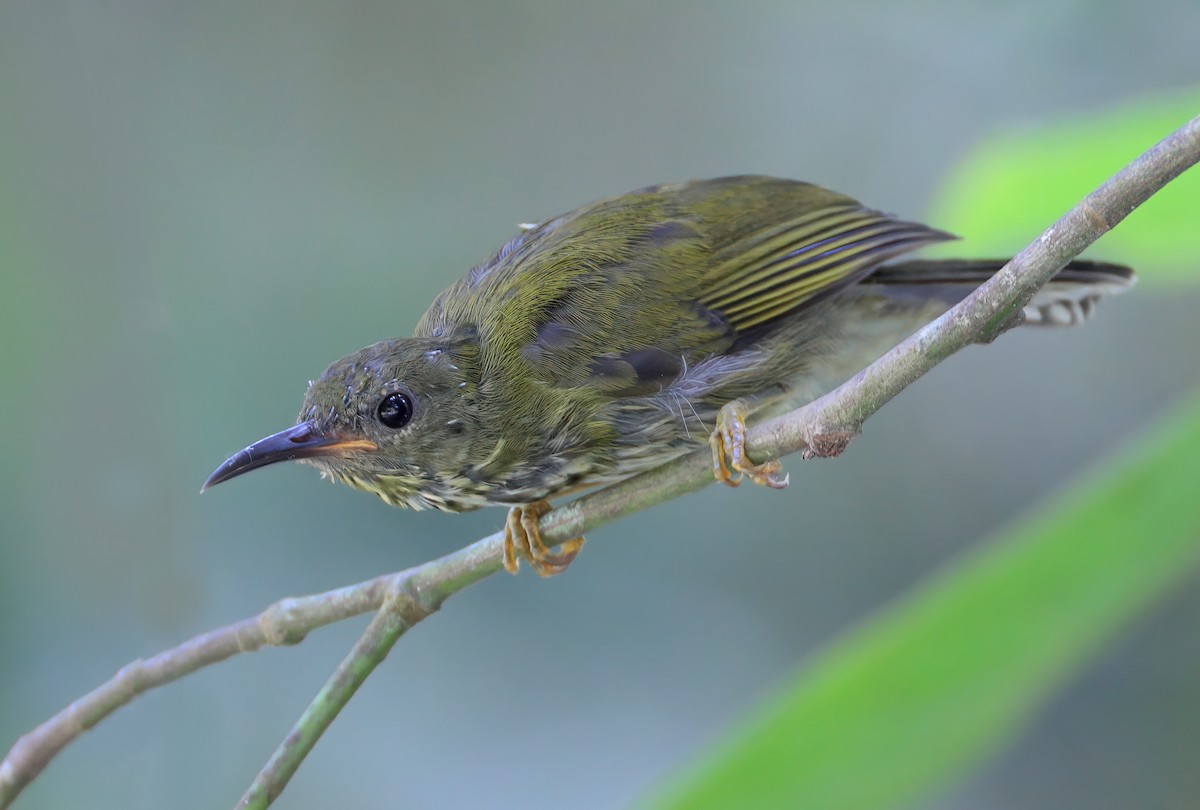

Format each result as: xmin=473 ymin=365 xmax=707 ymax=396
xmin=203 ymin=337 xmax=483 ymax=510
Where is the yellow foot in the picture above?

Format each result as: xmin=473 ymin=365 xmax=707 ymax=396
xmin=709 ymin=400 xmax=789 ymax=489
xmin=501 ymin=499 xmax=586 ymax=577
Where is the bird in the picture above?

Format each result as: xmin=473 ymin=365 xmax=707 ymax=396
xmin=203 ymin=175 xmax=1134 ymax=576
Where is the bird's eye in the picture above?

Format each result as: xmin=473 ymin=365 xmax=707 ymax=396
xmin=377 ymin=391 xmax=414 ymax=429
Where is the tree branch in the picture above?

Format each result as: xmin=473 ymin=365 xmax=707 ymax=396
xmin=3 ymin=114 xmax=1198 ymax=810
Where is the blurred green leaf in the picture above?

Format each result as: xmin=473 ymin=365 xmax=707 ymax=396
xmin=927 ymin=89 xmax=1200 ymax=282
xmin=644 ymin=390 xmax=1200 ymax=810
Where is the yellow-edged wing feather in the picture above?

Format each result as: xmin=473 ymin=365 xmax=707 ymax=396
xmin=699 ymin=199 xmax=955 ymax=332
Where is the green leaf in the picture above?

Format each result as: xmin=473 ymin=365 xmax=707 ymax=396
xmin=643 ymin=390 xmax=1200 ymax=810
xmin=926 ymin=89 xmax=1200 ymax=283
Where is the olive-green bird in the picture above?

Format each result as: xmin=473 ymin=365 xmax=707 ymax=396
xmin=204 ymin=175 xmax=1133 ymax=575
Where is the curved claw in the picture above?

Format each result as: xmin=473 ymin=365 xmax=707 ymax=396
xmin=502 ymin=500 xmax=586 ymax=577
xmin=709 ymin=400 xmax=789 ymax=489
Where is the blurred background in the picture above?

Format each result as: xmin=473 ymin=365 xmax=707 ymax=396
xmin=1 ymin=2 xmax=1198 ymax=808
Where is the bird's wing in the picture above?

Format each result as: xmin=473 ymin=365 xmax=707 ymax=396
xmin=417 ymin=176 xmax=952 ymax=396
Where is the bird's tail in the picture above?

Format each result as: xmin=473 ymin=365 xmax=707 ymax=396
xmin=865 ymin=258 xmax=1136 ymax=327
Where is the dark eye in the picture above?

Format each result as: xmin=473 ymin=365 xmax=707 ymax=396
xmin=377 ymin=391 xmax=414 ymax=429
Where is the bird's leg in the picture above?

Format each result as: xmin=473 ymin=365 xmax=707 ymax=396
xmin=502 ymin=500 xmax=586 ymax=577
xmin=709 ymin=399 xmax=789 ymax=489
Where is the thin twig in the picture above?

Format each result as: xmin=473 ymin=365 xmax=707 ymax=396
xmin=2 ymin=114 xmax=1197 ymax=810
xmin=236 ymin=583 xmax=430 ymax=809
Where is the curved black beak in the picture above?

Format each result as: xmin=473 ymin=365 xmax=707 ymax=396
xmin=202 ymin=421 xmax=377 ymax=491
